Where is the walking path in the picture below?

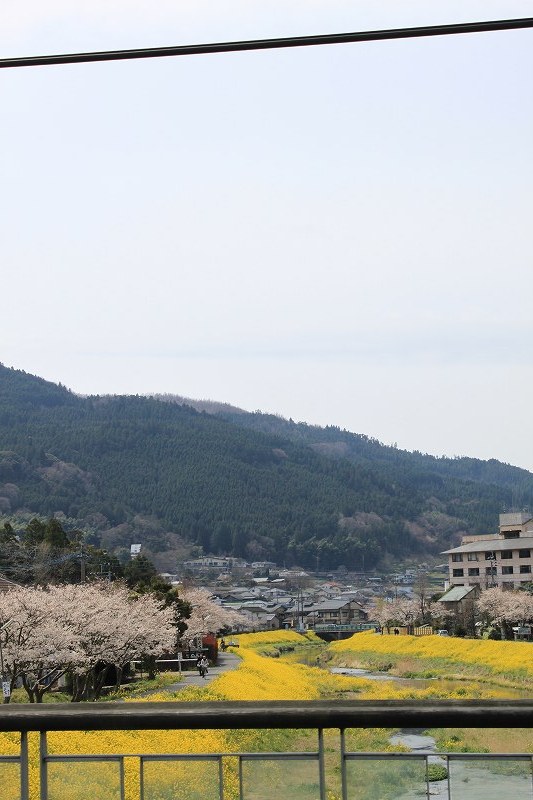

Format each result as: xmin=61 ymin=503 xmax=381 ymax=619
xmin=140 ymin=651 xmax=241 ymax=697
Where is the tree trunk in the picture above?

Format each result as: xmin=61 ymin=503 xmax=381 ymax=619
xmin=86 ymin=671 xmax=95 ymax=701
xmin=21 ymin=675 xmax=35 ymax=703
xmin=501 ymin=620 xmax=512 ymax=641
xmin=93 ymin=665 xmax=110 ymax=701
xmin=70 ymin=674 xmax=82 ymax=703
xmin=71 ymin=671 xmax=93 ymax=702
xmin=114 ymin=666 xmax=123 ymax=693
xmin=145 ymin=655 xmax=157 ymax=680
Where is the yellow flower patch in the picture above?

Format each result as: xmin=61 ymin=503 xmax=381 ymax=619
xmin=330 ymin=630 xmax=533 ymax=678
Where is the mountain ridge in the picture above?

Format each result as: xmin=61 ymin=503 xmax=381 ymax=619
xmin=1 ymin=363 xmax=531 ymax=571
xmin=147 ymin=391 xmax=532 ymax=491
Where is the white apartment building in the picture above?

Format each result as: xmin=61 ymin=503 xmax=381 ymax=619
xmin=443 ymin=512 xmax=533 ymax=589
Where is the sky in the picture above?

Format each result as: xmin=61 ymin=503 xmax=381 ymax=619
xmin=1 ymin=1 xmax=533 ymax=470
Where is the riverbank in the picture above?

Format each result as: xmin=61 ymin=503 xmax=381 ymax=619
xmin=324 ymin=629 xmax=533 ymax=691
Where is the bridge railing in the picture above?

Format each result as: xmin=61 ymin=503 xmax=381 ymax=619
xmin=1 ymin=700 xmax=532 ymax=800
xmin=313 ymin=623 xmax=376 ymax=632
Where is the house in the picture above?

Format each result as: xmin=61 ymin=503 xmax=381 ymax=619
xmin=442 ymin=512 xmax=533 ymax=589
xmin=305 ymin=597 xmax=368 ymax=627
xmin=437 ymin=584 xmax=480 ymax=612
xmin=437 ymin=585 xmax=480 ymax=636
xmin=227 ymin=600 xmax=285 ymax=631
xmin=238 ymin=610 xmax=281 ymax=630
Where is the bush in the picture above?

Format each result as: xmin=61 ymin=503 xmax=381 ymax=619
xmin=427 ymin=764 xmax=448 ymax=782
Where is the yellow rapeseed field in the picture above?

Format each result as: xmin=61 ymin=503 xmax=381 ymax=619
xmin=0 ymin=631 xmax=524 ymax=799
xmin=329 ymin=630 xmax=533 ymax=679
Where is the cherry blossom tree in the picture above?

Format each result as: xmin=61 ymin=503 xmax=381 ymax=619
xmin=0 ymin=581 xmax=247 ymax=703
xmin=0 ymin=583 xmax=176 ymax=702
xmin=0 ymin=586 xmax=81 ymax=703
xmin=371 ymin=597 xmax=419 ymax=633
xmin=514 ymin=591 xmax=533 ymax=628
xmin=180 ymin=587 xmax=245 ymax=643
xmin=371 ymin=599 xmax=396 ymax=634
xmin=477 ymin=587 xmax=533 ymax=640
xmin=62 ymin=583 xmax=176 ymax=701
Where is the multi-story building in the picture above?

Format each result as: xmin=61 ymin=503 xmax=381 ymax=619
xmin=181 ymin=556 xmax=247 ymax=575
xmin=443 ymin=512 xmax=533 ymax=589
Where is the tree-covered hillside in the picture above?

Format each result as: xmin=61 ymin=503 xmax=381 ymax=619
xmin=1 ymin=364 xmax=533 ymax=570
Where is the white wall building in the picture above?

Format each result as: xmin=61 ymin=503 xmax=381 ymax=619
xmin=443 ymin=512 xmax=533 ymax=589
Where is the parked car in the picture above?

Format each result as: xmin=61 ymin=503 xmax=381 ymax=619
xmin=436 ymin=629 xmax=449 ymax=636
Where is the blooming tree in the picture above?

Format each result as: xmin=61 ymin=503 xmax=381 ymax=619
xmin=61 ymin=583 xmax=176 ymax=701
xmin=477 ymin=587 xmax=533 ymax=639
xmin=371 ymin=597 xmax=419 ymax=633
xmin=180 ymin=587 xmax=245 ymax=643
xmin=0 ymin=583 xmax=176 ymax=702
xmin=0 ymin=586 xmax=81 ymax=703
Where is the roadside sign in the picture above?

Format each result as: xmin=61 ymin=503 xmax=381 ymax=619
xmin=2 ymin=682 xmax=10 ymax=698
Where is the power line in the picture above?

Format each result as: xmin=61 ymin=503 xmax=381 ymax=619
xmin=0 ymin=17 xmax=532 ymax=70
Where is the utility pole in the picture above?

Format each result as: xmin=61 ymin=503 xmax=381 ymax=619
xmin=0 ymin=619 xmax=13 ymax=704
xmin=80 ymin=544 xmax=86 ymax=583
xmin=99 ymin=562 xmax=112 ymax=582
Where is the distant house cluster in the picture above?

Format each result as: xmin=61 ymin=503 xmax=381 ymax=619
xmin=213 ymin=582 xmax=368 ymax=631
xmin=443 ymin=512 xmax=533 ymax=590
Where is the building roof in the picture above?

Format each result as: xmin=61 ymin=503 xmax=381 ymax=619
xmin=500 ymin=512 xmax=533 ymax=527
xmin=438 ymin=585 xmax=478 ymax=603
xmin=442 ymin=537 xmax=533 ymax=555
xmin=308 ymin=597 xmax=363 ymax=612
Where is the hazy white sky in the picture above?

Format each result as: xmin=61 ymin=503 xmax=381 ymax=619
xmin=1 ymin=1 xmax=533 ymax=469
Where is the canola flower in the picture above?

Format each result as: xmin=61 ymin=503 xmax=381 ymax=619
xmin=0 ymin=631 xmax=519 ymax=800
xmin=329 ymin=630 xmax=533 ymax=679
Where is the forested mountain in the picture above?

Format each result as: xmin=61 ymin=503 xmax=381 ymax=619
xmin=1 ymin=364 xmax=533 ymax=571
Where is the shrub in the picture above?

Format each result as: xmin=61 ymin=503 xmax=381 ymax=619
xmin=427 ymin=764 xmax=448 ymax=781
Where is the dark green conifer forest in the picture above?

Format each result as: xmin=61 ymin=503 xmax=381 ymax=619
xmin=1 ymin=363 xmax=533 ymax=570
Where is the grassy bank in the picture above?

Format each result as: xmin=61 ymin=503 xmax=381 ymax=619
xmin=326 ymin=630 xmax=533 ymax=688
xmin=5 ymin=672 xmax=182 ymax=704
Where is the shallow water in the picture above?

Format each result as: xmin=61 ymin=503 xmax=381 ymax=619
xmin=388 ymin=730 xmax=533 ymax=800
xmin=329 ymin=666 xmax=530 ymax=697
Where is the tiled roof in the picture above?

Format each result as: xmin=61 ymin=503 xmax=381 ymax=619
xmin=308 ymin=597 xmax=363 ymax=612
xmin=442 ymin=537 xmax=533 ymax=555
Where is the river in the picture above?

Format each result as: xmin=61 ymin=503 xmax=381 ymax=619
xmin=329 ymin=666 xmax=529 ymax=697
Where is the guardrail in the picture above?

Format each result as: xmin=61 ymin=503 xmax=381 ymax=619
xmin=1 ymin=701 xmax=532 ymax=800
xmin=313 ymin=623 xmax=376 ymax=632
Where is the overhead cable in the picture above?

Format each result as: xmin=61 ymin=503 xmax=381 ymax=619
xmin=0 ymin=17 xmax=532 ymax=69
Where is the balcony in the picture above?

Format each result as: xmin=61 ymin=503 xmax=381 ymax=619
xmin=1 ymin=700 xmax=532 ymax=800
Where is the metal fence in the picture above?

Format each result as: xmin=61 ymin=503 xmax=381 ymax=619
xmin=313 ymin=624 xmax=376 ymax=632
xmin=0 ymin=700 xmax=532 ymax=800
